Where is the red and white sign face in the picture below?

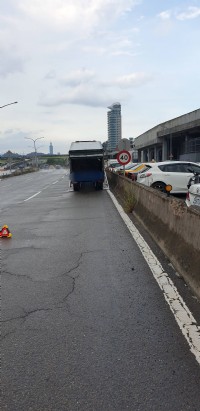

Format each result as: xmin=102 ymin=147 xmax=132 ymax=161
xmin=117 ymin=150 xmax=131 ymax=166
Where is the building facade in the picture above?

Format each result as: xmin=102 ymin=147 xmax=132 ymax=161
xmin=128 ymin=138 xmax=138 ymax=162
xmin=49 ymin=142 xmax=53 ymax=155
xmin=107 ymin=103 xmax=122 ymax=151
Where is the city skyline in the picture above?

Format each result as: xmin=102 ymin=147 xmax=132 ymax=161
xmin=0 ymin=1 xmax=200 ymax=154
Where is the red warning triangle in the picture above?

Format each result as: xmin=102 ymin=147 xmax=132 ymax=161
xmin=0 ymin=225 xmax=12 ymax=238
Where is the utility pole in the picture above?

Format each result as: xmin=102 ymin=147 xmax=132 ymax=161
xmin=25 ymin=137 xmax=44 ymax=168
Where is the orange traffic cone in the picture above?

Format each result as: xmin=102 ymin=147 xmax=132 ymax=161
xmin=0 ymin=225 xmax=12 ymax=238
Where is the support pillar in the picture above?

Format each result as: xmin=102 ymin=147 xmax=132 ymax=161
xmin=154 ymin=146 xmax=157 ymax=161
xmin=162 ymin=138 xmax=168 ymax=161
xmin=169 ymin=134 xmax=173 ymax=160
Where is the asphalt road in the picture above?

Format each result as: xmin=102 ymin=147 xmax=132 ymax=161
xmin=1 ymin=169 xmax=200 ymax=411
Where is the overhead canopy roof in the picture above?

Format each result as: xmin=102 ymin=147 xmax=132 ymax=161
xmin=134 ymin=108 xmax=200 ymax=149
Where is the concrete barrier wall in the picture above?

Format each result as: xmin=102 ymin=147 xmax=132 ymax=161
xmin=107 ymin=171 xmax=200 ymax=298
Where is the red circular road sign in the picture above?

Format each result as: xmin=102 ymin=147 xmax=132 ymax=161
xmin=117 ymin=150 xmax=131 ymax=166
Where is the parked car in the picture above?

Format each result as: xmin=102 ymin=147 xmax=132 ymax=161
xmin=107 ymin=159 xmax=119 ymax=167
xmin=187 ymin=171 xmax=200 ymax=189
xmin=127 ymin=163 xmax=153 ymax=180
xmin=186 ymin=183 xmax=200 ymax=207
xmin=116 ymin=162 xmax=137 ymax=175
xmin=107 ymin=161 xmax=120 ymax=171
xmin=137 ymin=161 xmax=200 ymax=193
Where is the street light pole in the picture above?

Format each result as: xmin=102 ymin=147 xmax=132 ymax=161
xmin=0 ymin=101 xmax=18 ymax=109
xmin=25 ymin=137 xmax=44 ymax=168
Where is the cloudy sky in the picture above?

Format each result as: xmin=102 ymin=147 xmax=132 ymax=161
xmin=0 ymin=0 xmax=200 ymax=154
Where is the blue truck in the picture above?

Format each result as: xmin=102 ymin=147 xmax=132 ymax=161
xmin=69 ymin=141 xmax=104 ymax=191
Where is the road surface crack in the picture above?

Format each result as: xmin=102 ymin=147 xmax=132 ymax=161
xmin=1 ymin=307 xmax=53 ymax=324
xmin=0 ymin=330 xmax=16 ymax=341
xmin=57 ymin=251 xmax=96 ymax=305
xmin=2 ymin=269 xmax=33 ymax=281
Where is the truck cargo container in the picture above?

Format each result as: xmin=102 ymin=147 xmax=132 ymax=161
xmin=69 ymin=141 xmax=104 ymax=191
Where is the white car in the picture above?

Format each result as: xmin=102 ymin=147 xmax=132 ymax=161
xmin=137 ymin=161 xmax=200 ymax=193
xmin=186 ymin=183 xmax=200 ymax=207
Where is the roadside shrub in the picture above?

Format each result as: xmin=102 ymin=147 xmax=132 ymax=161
xmin=123 ymin=186 xmax=136 ymax=213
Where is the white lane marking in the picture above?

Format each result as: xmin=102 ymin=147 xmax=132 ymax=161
xmin=1 ymin=184 xmax=12 ymax=188
xmin=108 ymin=190 xmax=200 ymax=366
xmin=23 ymin=177 xmax=64 ymax=200
xmin=24 ymin=191 xmax=41 ymax=202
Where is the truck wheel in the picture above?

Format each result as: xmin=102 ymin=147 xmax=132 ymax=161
xmin=73 ymin=183 xmax=80 ymax=191
xmin=96 ymin=182 xmax=103 ymax=190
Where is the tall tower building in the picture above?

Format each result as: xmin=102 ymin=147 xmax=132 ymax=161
xmin=49 ymin=142 xmax=53 ymax=155
xmin=107 ymin=102 xmax=122 ymax=151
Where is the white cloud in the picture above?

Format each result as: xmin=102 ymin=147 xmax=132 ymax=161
xmin=158 ymin=10 xmax=171 ymax=20
xmin=44 ymin=70 xmax=57 ymax=80
xmin=158 ymin=6 xmax=200 ymax=22
xmin=18 ymin=0 xmax=140 ymax=32
xmin=113 ymin=72 xmax=152 ymax=88
xmin=39 ymin=84 xmax=110 ymax=108
xmin=0 ymin=46 xmax=25 ymax=77
xmin=39 ymin=69 xmax=152 ymax=109
xmin=176 ymin=7 xmax=200 ymax=21
xmin=82 ymin=45 xmax=107 ymax=55
xmin=82 ymin=28 xmax=140 ymax=59
xmin=111 ymin=50 xmax=139 ymax=57
xmin=59 ymin=69 xmax=95 ymax=86
xmin=110 ymin=36 xmax=135 ymax=54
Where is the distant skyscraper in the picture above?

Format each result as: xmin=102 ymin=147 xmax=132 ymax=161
xmin=107 ymin=102 xmax=122 ymax=151
xmin=49 ymin=142 xmax=53 ymax=155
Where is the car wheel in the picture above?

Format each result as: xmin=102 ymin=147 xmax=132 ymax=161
xmin=151 ymin=181 xmax=166 ymax=192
